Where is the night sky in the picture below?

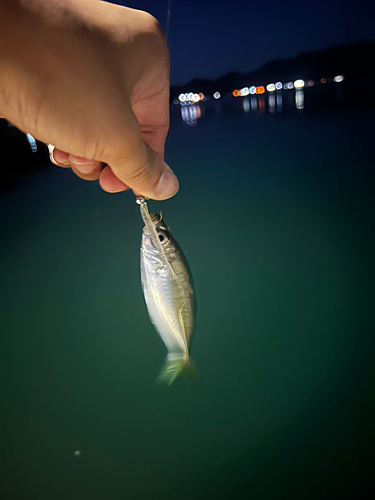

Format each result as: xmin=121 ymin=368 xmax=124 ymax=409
xmin=114 ymin=0 xmax=374 ymax=85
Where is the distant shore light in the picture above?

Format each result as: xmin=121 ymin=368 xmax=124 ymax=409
xmin=188 ymin=92 xmax=194 ymax=101
xmin=198 ymin=92 xmax=204 ymax=100
xmin=193 ymin=93 xmax=200 ymax=102
xmin=240 ymin=87 xmax=249 ymax=96
xmin=213 ymin=91 xmax=221 ymax=99
xmin=333 ymin=75 xmax=344 ymax=83
xmin=249 ymin=86 xmax=256 ymax=94
xmin=256 ymin=86 xmax=265 ymax=94
xmin=266 ymin=83 xmax=275 ymax=92
xmin=275 ymin=81 xmax=283 ymax=90
xmin=178 ymin=93 xmax=186 ymax=102
xmin=283 ymin=82 xmax=294 ymax=90
xmin=294 ymin=79 xmax=304 ymax=89
xmin=320 ymin=78 xmax=327 ymax=84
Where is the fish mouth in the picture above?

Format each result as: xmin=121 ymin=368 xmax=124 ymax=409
xmin=149 ymin=213 xmax=169 ymax=231
xmin=150 ymin=213 xmax=162 ymax=224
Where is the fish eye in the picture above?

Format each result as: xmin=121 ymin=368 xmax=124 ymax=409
xmin=157 ymin=230 xmax=169 ymax=244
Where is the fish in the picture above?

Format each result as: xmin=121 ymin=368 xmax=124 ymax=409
xmin=137 ymin=197 xmax=197 ymax=385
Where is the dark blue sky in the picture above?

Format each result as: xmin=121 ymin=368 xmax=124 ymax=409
xmin=114 ymin=0 xmax=375 ymax=85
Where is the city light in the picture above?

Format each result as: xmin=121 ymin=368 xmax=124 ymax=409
xmin=256 ymin=86 xmax=265 ymax=94
xmin=283 ymin=82 xmax=294 ymax=90
xmin=240 ymin=87 xmax=250 ymax=96
xmin=178 ymin=92 xmax=206 ymax=104
xmin=294 ymin=79 xmax=305 ymax=89
xmin=320 ymin=78 xmax=327 ymax=83
xmin=232 ymin=90 xmax=240 ymax=97
xmin=213 ymin=91 xmax=221 ymax=99
xmin=249 ymin=86 xmax=256 ymax=94
xmin=26 ymin=133 xmax=37 ymax=153
xmin=266 ymin=83 xmax=276 ymax=92
xmin=275 ymin=81 xmax=282 ymax=90
xmin=306 ymin=80 xmax=314 ymax=87
xmin=333 ymin=75 xmax=345 ymax=83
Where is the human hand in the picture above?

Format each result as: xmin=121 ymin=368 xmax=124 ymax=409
xmin=0 ymin=0 xmax=178 ymax=200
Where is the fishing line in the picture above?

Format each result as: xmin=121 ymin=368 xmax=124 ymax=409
xmin=165 ymin=0 xmax=172 ymax=41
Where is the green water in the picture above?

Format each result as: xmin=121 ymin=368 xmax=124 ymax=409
xmin=1 ymin=109 xmax=374 ymax=499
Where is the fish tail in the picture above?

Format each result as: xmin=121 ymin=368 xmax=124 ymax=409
xmin=157 ymin=356 xmax=198 ymax=386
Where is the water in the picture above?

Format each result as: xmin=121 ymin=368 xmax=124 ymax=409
xmin=1 ymin=96 xmax=374 ymax=498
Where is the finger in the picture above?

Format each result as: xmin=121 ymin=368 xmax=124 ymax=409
xmin=104 ymin=127 xmax=179 ymax=201
xmin=48 ymin=145 xmax=70 ymax=168
xmin=99 ymin=165 xmax=129 ymax=193
xmin=69 ymin=155 xmax=103 ymax=181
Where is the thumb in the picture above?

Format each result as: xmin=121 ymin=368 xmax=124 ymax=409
xmin=99 ymin=124 xmax=179 ymax=200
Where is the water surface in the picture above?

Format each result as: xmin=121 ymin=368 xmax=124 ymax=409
xmin=1 ymin=99 xmax=374 ymax=499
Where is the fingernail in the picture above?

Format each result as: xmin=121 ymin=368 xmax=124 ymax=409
xmin=48 ymin=145 xmax=59 ymax=166
xmin=153 ymin=166 xmax=179 ymax=200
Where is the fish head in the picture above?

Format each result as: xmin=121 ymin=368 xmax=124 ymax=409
xmin=141 ymin=213 xmax=174 ymax=258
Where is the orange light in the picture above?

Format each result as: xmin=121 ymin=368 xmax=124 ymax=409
xmin=320 ymin=78 xmax=326 ymax=84
xmin=198 ymin=92 xmax=204 ymax=100
xmin=232 ymin=90 xmax=240 ymax=97
xmin=256 ymin=86 xmax=265 ymax=94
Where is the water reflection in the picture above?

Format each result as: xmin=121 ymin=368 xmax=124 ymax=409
xmin=243 ymin=98 xmax=250 ymax=113
xmin=295 ymin=89 xmax=304 ymax=110
xmin=180 ymin=103 xmax=202 ymax=126
xmin=176 ymin=88 xmax=304 ymax=123
xmin=268 ymin=93 xmax=276 ymax=114
xmin=258 ymin=97 xmax=265 ymax=114
xmin=277 ymin=92 xmax=283 ymax=112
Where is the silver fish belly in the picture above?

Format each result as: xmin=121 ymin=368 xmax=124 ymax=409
xmin=139 ymin=205 xmax=196 ymax=384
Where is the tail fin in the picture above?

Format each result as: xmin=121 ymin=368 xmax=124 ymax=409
xmin=156 ymin=357 xmax=198 ymax=386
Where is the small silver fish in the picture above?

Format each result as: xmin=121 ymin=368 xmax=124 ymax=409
xmin=137 ymin=197 xmax=197 ymax=385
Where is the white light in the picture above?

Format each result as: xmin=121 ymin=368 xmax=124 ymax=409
xmin=178 ymin=93 xmax=186 ymax=102
xmin=188 ymin=92 xmax=194 ymax=101
xmin=240 ymin=87 xmax=249 ymax=96
xmin=333 ymin=75 xmax=344 ymax=83
xmin=275 ymin=81 xmax=282 ymax=90
xmin=283 ymin=82 xmax=294 ymax=90
xmin=266 ymin=83 xmax=275 ymax=92
xmin=193 ymin=93 xmax=200 ymax=102
xmin=26 ymin=133 xmax=37 ymax=153
xmin=249 ymin=86 xmax=256 ymax=94
xmin=213 ymin=91 xmax=221 ymax=99
xmin=294 ymin=79 xmax=305 ymax=89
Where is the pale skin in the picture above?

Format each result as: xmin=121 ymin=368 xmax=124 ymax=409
xmin=0 ymin=0 xmax=179 ymax=200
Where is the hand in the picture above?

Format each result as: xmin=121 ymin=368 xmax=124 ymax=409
xmin=0 ymin=0 xmax=179 ymax=200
